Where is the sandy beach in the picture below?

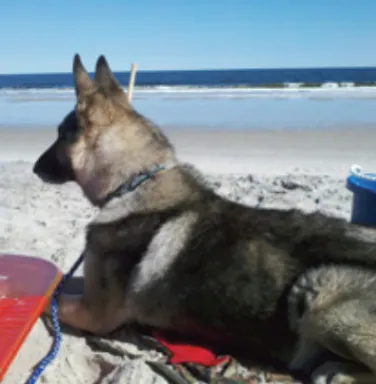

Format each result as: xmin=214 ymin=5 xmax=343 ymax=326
xmin=1 ymin=125 xmax=376 ymax=383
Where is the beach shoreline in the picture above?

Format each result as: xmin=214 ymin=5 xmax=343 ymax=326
xmin=1 ymin=124 xmax=376 ymax=176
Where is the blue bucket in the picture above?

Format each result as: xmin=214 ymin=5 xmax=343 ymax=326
xmin=347 ymin=170 xmax=376 ymax=227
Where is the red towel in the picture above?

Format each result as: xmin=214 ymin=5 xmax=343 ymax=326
xmin=152 ymin=330 xmax=228 ymax=367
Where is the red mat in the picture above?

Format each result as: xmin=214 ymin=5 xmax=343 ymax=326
xmin=0 ymin=254 xmax=61 ymax=380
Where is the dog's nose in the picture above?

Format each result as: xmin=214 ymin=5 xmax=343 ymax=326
xmin=32 ymin=148 xmax=52 ymax=179
xmin=32 ymin=156 xmax=51 ymax=181
xmin=32 ymin=159 xmax=41 ymax=175
xmin=32 ymin=162 xmax=38 ymax=174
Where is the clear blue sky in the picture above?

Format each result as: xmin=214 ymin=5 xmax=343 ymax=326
xmin=0 ymin=0 xmax=375 ymax=74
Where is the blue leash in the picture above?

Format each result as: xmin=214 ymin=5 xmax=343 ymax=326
xmin=25 ymin=253 xmax=84 ymax=384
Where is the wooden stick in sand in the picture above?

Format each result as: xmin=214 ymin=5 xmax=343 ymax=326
xmin=127 ymin=63 xmax=137 ymax=103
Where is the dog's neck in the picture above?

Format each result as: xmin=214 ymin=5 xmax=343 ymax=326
xmin=97 ymin=162 xmax=176 ymax=208
xmin=98 ymin=164 xmax=166 ymax=207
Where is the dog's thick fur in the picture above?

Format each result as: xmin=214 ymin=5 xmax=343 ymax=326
xmin=33 ymin=55 xmax=376 ymax=383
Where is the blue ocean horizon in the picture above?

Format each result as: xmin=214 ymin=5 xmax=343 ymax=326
xmin=0 ymin=67 xmax=375 ymax=130
xmin=1 ymin=66 xmax=376 ymax=89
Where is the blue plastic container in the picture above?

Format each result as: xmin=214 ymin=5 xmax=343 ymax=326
xmin=347 ymin=173 xmax=376 ymax=227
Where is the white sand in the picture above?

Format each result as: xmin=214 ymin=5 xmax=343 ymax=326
xmin=1 ymin=126 xmax=376 ymax=383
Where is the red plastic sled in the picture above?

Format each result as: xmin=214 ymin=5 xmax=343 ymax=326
xmin=0 ymin=254 xmax=62 ymax=380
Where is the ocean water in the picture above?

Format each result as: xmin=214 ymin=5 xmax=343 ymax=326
xmin=0 ymin=67 xmax=375 ymax=129
xmin=1 ymin=67 xmax=376 ymax=89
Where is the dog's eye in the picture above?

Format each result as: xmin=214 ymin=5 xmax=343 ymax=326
xmin=57 ymin=124 xmax=65 ymax=138
xmin=58 ymin=130 xmax=69 ymax=141
xmin=57 ymin=110 xmax=78 ymax=141
xmin=58 ymin=126 xmax=78 ymax=144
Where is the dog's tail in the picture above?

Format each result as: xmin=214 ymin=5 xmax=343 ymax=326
xmin=292 ymin=211 xmax=376 ymax=270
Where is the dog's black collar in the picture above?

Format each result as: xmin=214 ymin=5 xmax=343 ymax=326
xmin=100 ymin=164 xmax=167 ymax=206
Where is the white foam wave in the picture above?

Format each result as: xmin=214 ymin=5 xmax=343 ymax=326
xmin=0 ymin=83 xmax=375 ymax=102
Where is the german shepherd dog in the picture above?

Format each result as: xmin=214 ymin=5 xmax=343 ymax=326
xmin=33 ymin=55 xmax=376 ymax=383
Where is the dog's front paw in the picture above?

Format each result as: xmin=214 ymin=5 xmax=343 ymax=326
xmin=311 ymin=361 xmax=373 ymax=384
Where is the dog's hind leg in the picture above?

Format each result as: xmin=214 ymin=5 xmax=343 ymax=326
xmin=288 ymin=265 xmax=376 ymax=383
xmin=311 ymin=361 xmax=375 ymax=384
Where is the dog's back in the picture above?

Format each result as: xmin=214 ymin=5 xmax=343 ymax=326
xmin=90 ymin=162 xmax=376 ymax=364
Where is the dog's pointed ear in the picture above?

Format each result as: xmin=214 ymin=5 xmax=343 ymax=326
xmin=95 ymin=55 xmax=122 ymax=93
xmin=73 ymin=54 xmax=95 ymax=97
